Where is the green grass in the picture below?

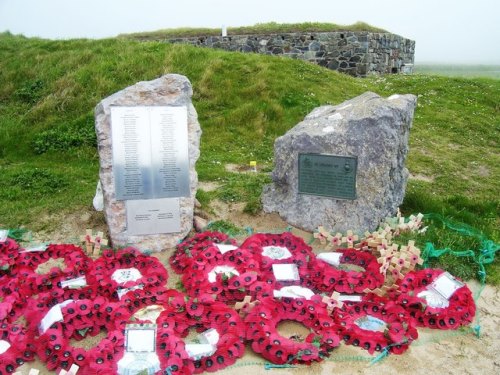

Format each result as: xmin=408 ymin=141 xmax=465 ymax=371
xmin=415 ymin=64 xmax=500 ymax=79
xmin=0 ymin=32 xmax=498 ymax=283
xmin=119 ymin=21 xmax=387 ymax=40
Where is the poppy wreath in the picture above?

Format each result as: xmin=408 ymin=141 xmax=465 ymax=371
xmin=93 ymin=248 xmax=168 ymax=299
xmin=170 ymin=231 xmax=238 ymax=274
xmin=9 ymin=244 xmax=93 ymax=295
xmin=396 ymin=269 xmax=476 ymax=329
xmin=118 ymin=286 xmax=170 ymax=322
xmin=0 ymin=322 xmax=36 ymax=374
xmin=244 ymin=297 xmax=340 ymax=365
xmin=156 ymin=291 xmax=245 ymax=374
xmin=0 ymin=277 xmax=22 ymax=323
xmin=36 ymin=297 xmax=128 ymax=373
xmin=181 ymin=252 xmax=265 ymax=304
xmin=311 ymin=248 xmax=384 ymax=294
xmin=240 ymin=232 xmax=316 ymax=273
xmin=0 ymin=238 xmax=21 ymax=271
xmin=331 ymin=293 xmax=418 ymax=355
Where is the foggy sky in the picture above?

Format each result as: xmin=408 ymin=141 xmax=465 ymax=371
xmin=1 ymin=0 xmax=499 ymax=63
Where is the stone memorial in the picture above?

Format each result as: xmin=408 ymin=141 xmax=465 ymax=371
xmin=262 ymin=91 xmax=417 ymax=233
xmin=95 ymin=74 xmax=201 ymax=252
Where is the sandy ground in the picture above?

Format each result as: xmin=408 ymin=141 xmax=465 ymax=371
xmin=12 ymin=203 xmax=500 ymax=374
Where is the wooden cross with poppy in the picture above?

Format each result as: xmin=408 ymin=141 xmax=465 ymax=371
xmin=234 ymin=295 xmax=259 ymax=317
xmin=80 ymin=229 xmax=108 ymax=257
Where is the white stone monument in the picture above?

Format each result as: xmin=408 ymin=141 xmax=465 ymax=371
xmin=95 ymin=74 xmax=201 ymax=252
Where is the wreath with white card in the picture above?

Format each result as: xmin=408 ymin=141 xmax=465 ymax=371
xmin=35 ymin=297 xmax=128 ymax=373
xmin=396 ymin=269 xmax=476 ymax=329
xmin=170 ymin=231 xmax=238 ymax=274
xmin=11 ymin=244 xmax=93 ymax=295
xmin=240 ymin=232 xmax=316 ymax=272
xmin=93 ymin=247 xmax=168 ymax=300
xmin=311 ymin=248 xmax=384 ymax=294
xmin=155 ymin=291 xmax=245 ymax=373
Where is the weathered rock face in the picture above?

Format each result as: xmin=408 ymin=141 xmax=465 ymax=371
xmin=95 ymin=74 xmax=201 ymax=252
xmin=262 ymin=92 xmax=417 ymax=233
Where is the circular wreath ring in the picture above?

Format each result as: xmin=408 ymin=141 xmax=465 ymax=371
xmin=170 ymin=231 xmax=238 ymax=274
xmin=93 ymin=248 xmax=168 ymax=299
xmin=156 ymin=291 xmax=245 ymax=373
xmin=11 ymin=244 xmax=93 ymax=296
xmin=181 ymin=253 xmax=264 ymax=303
xmin=396 ymin=268 xmax=476 ymax=329
xmin=36 ymin=297 xmax=128 ymax=373
xmin=332 ymin=293 xmax=418 ymax=355
xmin=244 ymin=297 xmax=340 ymax=364
xmin=0 ymin=322 xmax=36 ymax=374
xmin=311 ymin=248 xmax=384 ymax=294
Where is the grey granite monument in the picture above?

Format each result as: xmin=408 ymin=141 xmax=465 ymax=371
xmin=262 ymin=92 xmax=417 ymax=233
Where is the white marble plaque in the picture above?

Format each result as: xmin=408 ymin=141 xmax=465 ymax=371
xmin=111 ymin=106 xmax=190 ymax=200
xmin=126 ymin=198 xmax=181 ymax=235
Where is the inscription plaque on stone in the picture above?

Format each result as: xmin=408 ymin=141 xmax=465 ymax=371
xmin=111 ymin=105 xmax=190 ymax=200
xmin=126 ymin=198 xmax=181 ymax=235
xmin=298 ymin=153 xmax=357 ymax=200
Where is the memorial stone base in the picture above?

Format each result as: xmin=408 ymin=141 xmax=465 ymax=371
xmin=95 ymin=74 xmax=201 ymax=252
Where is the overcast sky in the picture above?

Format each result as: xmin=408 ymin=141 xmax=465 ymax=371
xmin=1 ymin=0 xmax=499 ymax=64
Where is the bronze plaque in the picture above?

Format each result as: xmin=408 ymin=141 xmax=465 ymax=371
xmin=298 ymin=153 xmax=357 ymax=200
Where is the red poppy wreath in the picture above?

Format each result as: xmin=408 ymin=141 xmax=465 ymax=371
xmin=0 ymin=238 xmax=21 ymax=270
xmin=245 ymin=297 xmax=340 ymax=365
xmin=93 ymin=247 xmax=168 ymax=300
xmin=240 ymin=232 xmax=316 ymax=272
xmin=10 ymin=244 xmax=93 ymax=296
xmin=170 ymin=231 xmax=238 ymax=274
xmin=396 ymin=268 xmax=476 ymax=329
xmin=0 ymin=322 xmax=36 ymax=374
xmin=332 ymin=293 xmax=418 ymax=355
xmin=156 ymin=291 xmax=245 ymax=374
xmin=181 ymin=252 xmax=266 ymax=303
xmin=311 ymin=248 xmax=384 ymax=294
xmin=35 ymin=297 xmax=129 ymax=373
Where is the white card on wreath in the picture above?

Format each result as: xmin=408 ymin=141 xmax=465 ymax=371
xmin=199 ymin=328 xmax=220 ymax=346
xmin=19 ymin=244 xmax=48 ymax=252
xmin=317 ymin=252 xmax=342 ymax=266
xmin=262 ymin=246 xmax=292 ymax=260
xmin=216 ymin=244 xmax=238 ymax=254
xmin=272 ymin=264 xmax=300 ymax=281
xmin=185 ymin=344 xmax=216 ymax=360
xmin=112 ymin=268 xmax=142 ymax=284
xmin=125 ymin=324 xmax=157 ymax=353
xmin=0 ymin=340 xmax=11 ymax=355
xmin=430 ymin=272 xmax=464 ymax=300
xmin=39 ymin=303 xmax=66 ymax=334
xmin=0 ymin=230 xmax=8 ymax=243
xmin=61 ymin=276 xmax=87 ymax=289
xmin=273 ymin=286 xmax=315 ymax=299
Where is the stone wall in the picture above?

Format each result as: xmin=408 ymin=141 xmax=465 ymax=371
xmin=163 ymin=32 xmax=415 ymax=77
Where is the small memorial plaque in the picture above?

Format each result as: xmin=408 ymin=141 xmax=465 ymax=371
xmin=298 ymin=153 xmax=357 ymax=200
xmin=111 ymin=106 xmax=190 ymax=200
xmin=126 ymin=198 xmax=181 ymax=235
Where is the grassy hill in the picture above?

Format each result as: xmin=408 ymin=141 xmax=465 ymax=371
xmin=119 ymin=21 xmax=387 ymax=40
xmin=0 ymin=32 xmax=498 ymax=281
